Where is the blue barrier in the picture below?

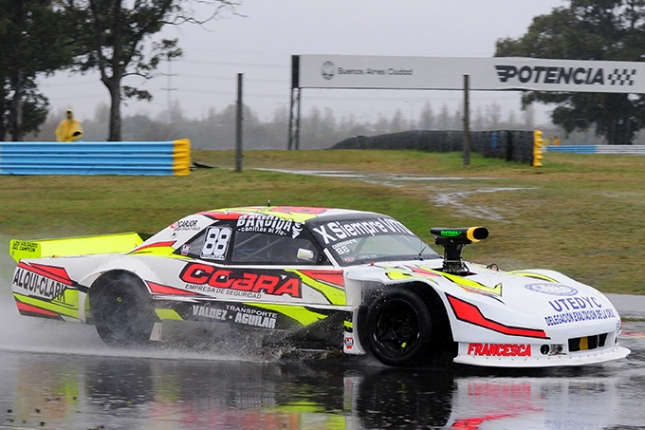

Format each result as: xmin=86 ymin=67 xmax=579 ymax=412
xmin=545 ymin=145 xmax=597 ymax=154
xmin=544 ymin=145 xmax=645 ymax=155
xmin=0 ymin=140 xmax=190 ymax=176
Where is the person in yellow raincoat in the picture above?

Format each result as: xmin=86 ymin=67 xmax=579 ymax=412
xmin=55 ymin=109 xmax=83 ymax=142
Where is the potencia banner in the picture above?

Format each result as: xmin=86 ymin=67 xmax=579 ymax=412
xmin=296 ymin=54 xmax=645 ymax=93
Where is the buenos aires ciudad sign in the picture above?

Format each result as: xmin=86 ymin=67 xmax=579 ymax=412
xmin=296 ymin=54 xmax=644 ymax=93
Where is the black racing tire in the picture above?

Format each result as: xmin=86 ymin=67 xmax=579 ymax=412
xmin=365 ymin=289 xmax=433 ymax=366
xmin=90 ymin=273 xmax=156 ymax=346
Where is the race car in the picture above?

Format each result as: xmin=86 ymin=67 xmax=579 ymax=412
xmin=9 ymin=206 xmax=630 ymax=367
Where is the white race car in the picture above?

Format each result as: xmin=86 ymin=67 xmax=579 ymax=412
xmin=9 ymin=206 xmax=629 ymax=367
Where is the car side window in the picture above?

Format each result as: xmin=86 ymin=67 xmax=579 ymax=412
xmin=199 ymin=226 xmax=233 ymax=260
xmin=180 ymin=223 xmax=235 ymax=261
xmin=231 ymin=231 xmax=323 ymax=265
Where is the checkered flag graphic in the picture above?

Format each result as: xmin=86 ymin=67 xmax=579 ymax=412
xmin=607 ymin=68 xmax=636 ymax=86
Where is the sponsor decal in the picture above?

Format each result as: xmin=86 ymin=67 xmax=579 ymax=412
xmin=331 ymin=239 xmax=357 ymax=256
xmin=180 ymin=263 xmax=301 ymax=298
xmin=190 ymin=304 xmax=278 ymax=329
xmin=185 ymin=284 xmax=262 ymax=299
xmin=544 ymin=309 xmax=616 ymax=326
xmin=12 ymin=263 xmax=74 ymax=301
xmin=312 ymin=217 xmax=413 ymax=245
xmin=192 ymin=305 xmax=228 ymax=320
xmin=226 ymin=304 xmax=277 ymax=320
xmin=234 ymin=311 xmax=276 ymax=329
xmin=236 ymin=214 xmax=304 ymax=238
xmin=13 ymin=267 xmax=68 ymax=301
xmin=339 ymin=67 xmax=413 ymax=76
xmin=608 ymin=68 xmax=638 ymax=85
xmin=322 ymin=62 xmax=414 ymax=79
xmin=170 ymin=219 xmax=200 ymax=231
xmin=548 ymin=296 xmax=602 ymax=312
xmin=544 ymin=296 xmax=616 ymax=326
xmin=322 ymin=61 xmax=335 ymax=80
xmin=467 ymin=343 xmax=531 ymax=357
xmin=344 ymin=335 xmax=354 ymax=350
xmin=339 ymin=67 xmax=364 ymax=75
xmin=495 ymin=64 xmax=637 ymax=87
xmin=524 ymin=283 xmax=578 ymax=296
xmin=11 ymin=240 xmax=38 ymax=253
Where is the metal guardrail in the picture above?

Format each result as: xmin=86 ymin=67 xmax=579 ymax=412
xmin=545 ymin=145 xmax=645 ymax=155
xmin=0 ymin=140 xmax=191 ymax=176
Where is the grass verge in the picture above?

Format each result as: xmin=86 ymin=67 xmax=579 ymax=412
xmin=1 ymin=149 xmax=644 ymax=295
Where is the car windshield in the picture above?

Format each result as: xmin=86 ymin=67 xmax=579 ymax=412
xmin=308 ymin=216 xmax=441 ymax=266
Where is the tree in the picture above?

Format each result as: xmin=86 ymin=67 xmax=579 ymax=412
xmin=506 ymin=109 xmax=518 ymax=129
xmin=308 ymin=106 xmax=322 ymax=136
xmin=321 ymin=107 xmax=336 ymax=133
xmin=496 ymin=0 xmax=645 ymax=144
xmin=63 ymin=0 xmax=237 ymax=141
xmin=473 ymin=105 xmax=484 ymax=131
xmin=451 ymin=106 xmax=463 ymax=130
xmin=522 ymin=104 xmax=536 ymax=129
xmin=485 ymin=102 xmax=502 ymax=130
xmin=437 ymin=104 xmax=450 ymax=130
xmin=0 ymin=1 xmax=72 ymax=141
xmin=390 ymin=108 xmax=407 ymax=132
xmin=418 ymin=101 xmax=434 ymax=130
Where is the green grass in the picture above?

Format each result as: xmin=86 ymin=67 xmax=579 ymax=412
xmin=1 ymin=149 xmax=644 ymax=295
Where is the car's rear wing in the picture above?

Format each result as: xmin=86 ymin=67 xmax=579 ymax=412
xmin=9 ymin=232 xmax=145 ymax=262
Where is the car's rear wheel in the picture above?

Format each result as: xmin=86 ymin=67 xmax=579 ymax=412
xmin=91 ymin=274 xmax=155 ymax=346
xmin=365 ymin=289 xmax=433 ymax=366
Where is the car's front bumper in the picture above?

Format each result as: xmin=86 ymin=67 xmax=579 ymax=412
xmin=453 ymin=342 xmax=630 ymax=368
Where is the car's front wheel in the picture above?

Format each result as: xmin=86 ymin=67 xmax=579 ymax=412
xmin=90 ymin=273 xmax=155 ymax=346
xmin=365 ymin=289 xmax=433 ymax=366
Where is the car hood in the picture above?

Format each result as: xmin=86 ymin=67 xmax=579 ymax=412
xmin=346 ymin=260 xmax=620 ymax=331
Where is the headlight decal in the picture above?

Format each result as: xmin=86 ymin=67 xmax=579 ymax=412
xmin=447 ymin=294 xmax=549 ymax=339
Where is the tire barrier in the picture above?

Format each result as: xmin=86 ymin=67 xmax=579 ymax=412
xmin=332 ymin=130 xmax=536 ymax=164
xmin=0 ymin=139 xmax=191 ymax=176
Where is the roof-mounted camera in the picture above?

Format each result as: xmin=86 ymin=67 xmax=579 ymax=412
xmin=431 ymin=227 xmax=489 ymax=276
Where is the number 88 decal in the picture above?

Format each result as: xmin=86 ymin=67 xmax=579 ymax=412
xmin=200 ymin=226 xmax=232 ymax=260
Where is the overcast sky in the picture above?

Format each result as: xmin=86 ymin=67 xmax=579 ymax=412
xmin=38 ymin=0 xmax=566 ymax=125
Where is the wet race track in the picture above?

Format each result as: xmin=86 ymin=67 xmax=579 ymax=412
xmin=1 ymin=165 xmax=645 ymax=430
xmin=1 ymin=288 xmax=645 ymax=430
